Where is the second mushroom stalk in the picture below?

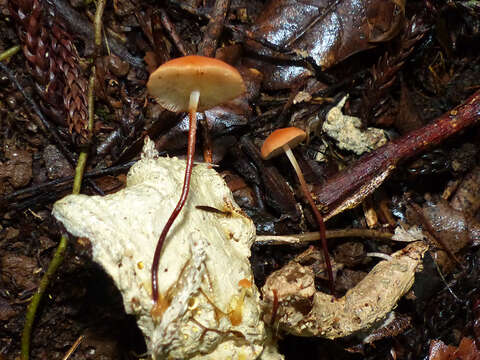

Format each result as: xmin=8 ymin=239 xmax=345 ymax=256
xmin=261 ymin=127 xmax=335 ymax=295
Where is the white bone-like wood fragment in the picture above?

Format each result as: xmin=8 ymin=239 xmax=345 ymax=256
xmin=262 ymin=241 xmax=428 ymax=339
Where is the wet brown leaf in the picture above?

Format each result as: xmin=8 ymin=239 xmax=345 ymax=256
xmin=422 ymin=198 xmax=480 ymax=267
xmin=247 ymin=0 xmax=405 ymax=68
xmin=429 ymin=337 xmax=480 ymax=360
xmin=451 ymin=165 xmax=480 ymax=217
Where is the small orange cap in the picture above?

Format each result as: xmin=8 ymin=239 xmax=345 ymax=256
xmin=147 ymin=55 xmax=245 ymax=112
xmin=238 ymin=278 xmax=252 ymax=288
xmin=260 ymin=127 xmax=307 ymax=160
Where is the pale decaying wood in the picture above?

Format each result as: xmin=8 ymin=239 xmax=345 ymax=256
xmin=262 ymin=241 xmax=428 ymax=339
xmin=53 ymin=138 xmax=280 ymax=360
xmin=323 ymin=96 xmax=387 ymax=155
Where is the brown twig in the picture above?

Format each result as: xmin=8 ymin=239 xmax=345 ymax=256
xmin=256 ymin=228 xmax=394 ymax=244
xmin=313 ymin=89 xmax=480 ymax=220
xmin=159 ymin=8 xmax=190 ymax=56
xmin=198 ymin=0 xmax=229 ymax=57
xmin=2 ymin=161 xmax=136 ymax=204
xmin=61 ymin=335 xmax=85 ymax=360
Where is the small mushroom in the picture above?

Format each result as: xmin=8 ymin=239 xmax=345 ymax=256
xmin=261 ymin=127 xmax=335 ymax=294
xmin=147 ymin=55 xmax=245 ymax=313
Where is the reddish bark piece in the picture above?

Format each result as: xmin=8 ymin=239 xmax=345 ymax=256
xmin=312 ymin=89 xmax=480 ymax=220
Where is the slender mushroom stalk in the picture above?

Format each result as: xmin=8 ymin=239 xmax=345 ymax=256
xmin=261 ymin=127 xmax=335 ymax=295
xmin=147 ymin=56 xmax=245 ymax=313
xmin=150 ymin=90 xmax=200 ymax=311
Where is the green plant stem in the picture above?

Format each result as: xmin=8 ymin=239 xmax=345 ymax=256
xmin=0 ymin=45 xmax=21 ymax=61
xmin=20 ymin=151 xmax=87 ymax=360
xmin=20 ymin=0 xmax=106 ymax=358
xmin=20 ymin=234 xmax=67 ymax=359
xmin=73 ymin=151 xmax=88 ymax=194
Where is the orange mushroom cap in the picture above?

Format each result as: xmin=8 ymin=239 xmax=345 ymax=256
xmin=260 ymin=127 xmax=307 ymax=160
xmin=238 ymin=278 xmax=252 ymax=289
xmin=147 ymin=55 xmax=246 ymax=112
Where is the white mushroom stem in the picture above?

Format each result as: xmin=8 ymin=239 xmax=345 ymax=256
xmin=189 ymin=90 xmax=200 ymax=115
xmin=282 ymin=145 xmax=308 ymax=196
xmin=282 ymin=144 xmax=335 ymax=295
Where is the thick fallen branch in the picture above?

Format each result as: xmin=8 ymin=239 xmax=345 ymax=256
xmin=313 ymin=89 xmax=480 ymax=220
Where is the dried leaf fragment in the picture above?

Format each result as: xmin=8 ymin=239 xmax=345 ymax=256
xmin=429 ymin=337 xmax=480 ymax=360
xmin=247 ymin=0 xmax=405 ymax=68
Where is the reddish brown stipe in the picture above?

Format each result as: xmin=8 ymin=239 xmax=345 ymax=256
xmin=147 ymin=55 xmax=245 ymax=308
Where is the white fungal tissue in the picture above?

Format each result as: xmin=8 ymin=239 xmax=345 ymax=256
xmin=53 ymin=138 xmax=281 ymax=360
xmin=323 ymin=96 xmax=387 ymax=155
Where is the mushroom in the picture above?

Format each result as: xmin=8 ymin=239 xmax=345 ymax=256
xmin=147 ymin=55 xmax=245 ymax=312
xmin=261 ymin=127 xmax=335 ymax=294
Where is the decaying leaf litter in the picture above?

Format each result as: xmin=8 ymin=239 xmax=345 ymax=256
xmin=1 ymin=0 xmax=480 ymax=358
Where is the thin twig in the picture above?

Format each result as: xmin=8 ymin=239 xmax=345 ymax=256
xmin=366 ymin=252 xmax=393 ymax=261
xmin=159 ymin=8 xmax=190 ymax=56
xmin=2 ymin=161 xmax=136 ymax=203
xmin=61 ymin=335 xmax=85 ymax=360
xmin=432 ymin=255 xmax=460 ymax=302
xmin=198 ymin=0 xmax=229 ymax=57
xmin=255 ymin=228 xmax=393 ymax=244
